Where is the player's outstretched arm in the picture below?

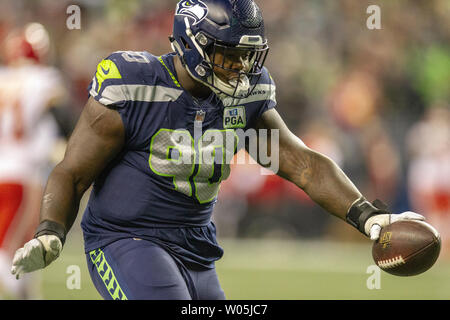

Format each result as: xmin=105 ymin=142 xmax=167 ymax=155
xmin=252 ymin=108 xmax=424 ymax=239
xmin=11 ymin=97 xmax=125 ymax=278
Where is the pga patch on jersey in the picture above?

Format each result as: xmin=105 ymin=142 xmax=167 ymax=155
xmin=223 ymin=106 xmax=246 ymax=129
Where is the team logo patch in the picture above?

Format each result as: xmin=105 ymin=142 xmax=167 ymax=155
xmin=223 ymin=106 xmax=246 ymax=129
xmin=95 ymin=59 xmax=122 ymax=93
xmin=176 ymin=0 xmax=208 ymax=25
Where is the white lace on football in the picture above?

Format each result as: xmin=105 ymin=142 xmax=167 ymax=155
xmin=377 ymin=256 xmax=405 ymax=269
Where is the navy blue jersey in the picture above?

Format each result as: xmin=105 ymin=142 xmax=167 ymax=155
xmin=81 ymin=51 xmax=276 ymax=268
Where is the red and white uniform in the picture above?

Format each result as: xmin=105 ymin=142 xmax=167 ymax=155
xmin=0 ymin=64 xmax=63 ymax=256
xmin=0 ymin=22 xmax=65 ymax=299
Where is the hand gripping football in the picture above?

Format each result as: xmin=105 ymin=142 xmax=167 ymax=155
xmin=372 ymin=220 xmax=441 ymax=276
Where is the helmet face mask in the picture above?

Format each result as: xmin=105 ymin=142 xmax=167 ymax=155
xmin=203 ymin=35 xmax=269 ymax=98
xmin=171 ymin=0 xmax=269 ymax=99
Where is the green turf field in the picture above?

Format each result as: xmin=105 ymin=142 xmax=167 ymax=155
xmin=38 ymin=232 xmax=450 ymax=300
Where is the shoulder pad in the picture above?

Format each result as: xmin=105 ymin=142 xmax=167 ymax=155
xmin=88 ymin=51 xmax=183 ymax=107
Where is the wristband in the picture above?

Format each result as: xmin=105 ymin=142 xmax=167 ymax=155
xmin=345 ymin=197 xmax=388 ymax=234
xmin=34 ymin=220 xmax=67 ymax=246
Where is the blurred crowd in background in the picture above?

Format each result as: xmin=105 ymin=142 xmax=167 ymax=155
xmin=0 ymin=0 xmax=448 ymax=249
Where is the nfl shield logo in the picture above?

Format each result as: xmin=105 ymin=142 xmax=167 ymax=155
xmin=195 ymin=110 xmax=206 ymax=122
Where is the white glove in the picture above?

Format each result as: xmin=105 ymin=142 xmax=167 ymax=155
xmin=364 ymin=211 xmax=425 ymax=240
xmin=11 ymin=235 xmax=62 ymax=279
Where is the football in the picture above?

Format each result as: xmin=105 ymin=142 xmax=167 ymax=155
xmin=372 ymin=220 xmax=441 ymax=276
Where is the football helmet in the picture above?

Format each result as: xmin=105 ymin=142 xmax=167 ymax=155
xmin=3 ymin=23 xmax=50 ymax=65
xmin=171 ymin=0 xmax=269 ymax=99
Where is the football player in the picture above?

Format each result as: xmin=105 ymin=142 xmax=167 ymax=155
xmin=11 ymin=0 xmax=424 ymax=299
xmin=0 ymin=23 xmax=70 ymax=299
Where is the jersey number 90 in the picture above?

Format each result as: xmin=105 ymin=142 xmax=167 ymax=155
xmin=149 ymin=128 xmax=238 ymax=203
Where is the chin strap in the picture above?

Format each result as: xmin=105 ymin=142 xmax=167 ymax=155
xmin=213 ymin=74 xmax=250 ymax=98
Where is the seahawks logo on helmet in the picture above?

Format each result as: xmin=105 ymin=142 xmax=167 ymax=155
xmin=176 ymin=0 xmax=208 ymax=25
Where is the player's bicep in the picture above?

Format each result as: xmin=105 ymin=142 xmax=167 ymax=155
xmin=58 ymin=97 xmax=125 ymax=192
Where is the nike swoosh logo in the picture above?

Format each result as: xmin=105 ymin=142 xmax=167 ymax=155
xmin=101 ymin=66 xmax=110 ymax=75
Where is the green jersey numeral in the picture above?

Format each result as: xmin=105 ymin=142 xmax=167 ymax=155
xmin=149 ymin=128 xmax=238 ymax=203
